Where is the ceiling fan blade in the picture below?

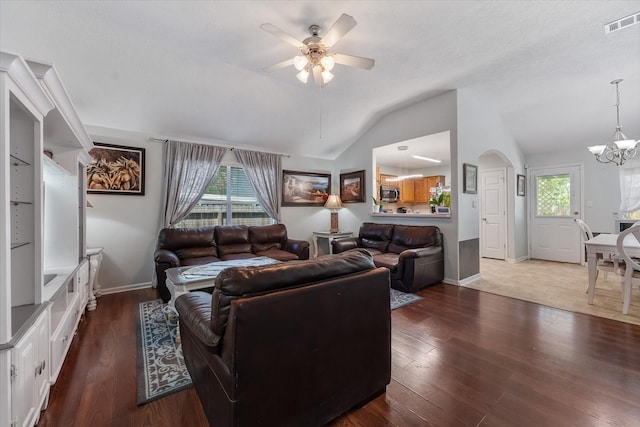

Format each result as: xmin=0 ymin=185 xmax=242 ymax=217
xmin=263 ymin=58 xmax=294 ymax=73
xmin=312 ymin=66 xmax=324 ymax=88
xmin=320 ymin=14 xmax=357 ymax=48
xmin=260 ymin=23 xmax=304 ymax=48
xmin=334 ymin=53 xmax=375 ymax=70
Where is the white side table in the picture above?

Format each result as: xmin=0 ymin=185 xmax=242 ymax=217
xmin=312 ymin=231 xmax=353 ymax=258
xmin=86 ymin=247 xmax=104 ymax=311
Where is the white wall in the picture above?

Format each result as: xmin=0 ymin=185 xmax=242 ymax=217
xmin=333 ymin=91 xmax=460 ymax=282
xmin=85 ymin=126 xmax=332 ymax=292
xmin=457 ymin=89 xmax=528 ymax=260
xmin=525 ymin=148 xmax=620 ymax=233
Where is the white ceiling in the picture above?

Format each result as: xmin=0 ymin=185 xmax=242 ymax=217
xmin=1 ymin=1 xmax=639 ymax=161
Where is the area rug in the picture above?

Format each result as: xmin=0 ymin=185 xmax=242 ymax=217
xmin=390 ymin=288 xmax=423 ymax=310
xmin=136 ymin=299 xmax=192 ymax=405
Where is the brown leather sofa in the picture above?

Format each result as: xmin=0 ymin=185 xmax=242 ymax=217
xmin=332 ymin=222 xmax=444 ymax=293
xmin=154 ymin=224 xmax=309 ymax=302
xmin=175 ymin=250 xmax=391 ymax=427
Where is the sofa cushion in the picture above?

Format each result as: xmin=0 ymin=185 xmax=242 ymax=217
xmin=388 ymin=225 xmax=441 ymax=254
xmin=216 ymin=226 xmax=252 ymax=257
xmin=359 ymin=223 xmax=394 ymax=252
xmin=157 ymin=227 xmax=216 ymax=252
xmin=372 ymin=253 xmax=399 ymax=273
xmin=210 ymin=250 xmax=376 ymax=337
xmin=181 ymin=256 xmax=222 ymax=266
xmin=175 ymin=246 xmax=218 ymax=260
xmin=254 ymin=248 xmax=299 ymax=261
xmin=249 ymin=224 xmax=286 ymax=252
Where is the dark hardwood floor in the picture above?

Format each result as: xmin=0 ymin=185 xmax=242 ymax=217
xmin=38 ymin=284 xmax=640 ymax=427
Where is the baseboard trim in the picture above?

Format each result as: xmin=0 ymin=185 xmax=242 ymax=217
xmin=99 ymin=282 xmax=152 ymax=295
xmin=506 ymin=256 xmax=529 ymax=264
xmin=443 ymin=274 xmax=481 ymax=286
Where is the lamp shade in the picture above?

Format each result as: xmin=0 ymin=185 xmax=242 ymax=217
xmin=324 ymin=194 xmax=343 ymax=209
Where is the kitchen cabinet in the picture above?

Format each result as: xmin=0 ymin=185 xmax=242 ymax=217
xmin=413 ymin=178 xmax=429 ymax=203
xmin=399 ymin=179 xmax=415 ymax=203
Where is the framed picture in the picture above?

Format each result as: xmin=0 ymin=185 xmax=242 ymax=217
xmin=339 ymin=170 xmax=365 ymax=203
xmin=87 ymin=143 xmax=145 ymax=195
xmin=282 ymin=170 xmax=331 ymax=206
xmin=463 ymin=163 xmax=477 ymax=194
xmin=517 ymin=174 xmax=526 ymax=196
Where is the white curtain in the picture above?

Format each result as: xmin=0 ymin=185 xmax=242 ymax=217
xmin=162 ymin=140 xmax=228 ymax=227
xmin=233 ymin=148 xmax=282 ymax=222
xmin=619 ymin=158 xmax=640 ymax=218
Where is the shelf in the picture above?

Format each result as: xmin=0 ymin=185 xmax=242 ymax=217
xmin=11 ymin=242 xmax=30 ymax=250
xmin=9 ymin=154 xmax=30 ymax=166
xmin=43 ymin=155 xmax=72 ymax=176
xmin=11 ymin=201 xmax=33 ymax=206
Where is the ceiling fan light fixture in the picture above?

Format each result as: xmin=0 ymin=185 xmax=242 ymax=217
xmin=296 ymin=69 xmax=310 ymax=84
xmin=320 ymin=55 xmax=335 ymax=71
xmin=321 ymin=69 xmax=334 ymax=84
xmin=293 ymin=55 xmax=308 ymax=71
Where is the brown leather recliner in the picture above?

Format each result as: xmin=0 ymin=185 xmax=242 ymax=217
xmin=175 ymin=250 xmax=391 ymax=427
xmin=332 ymin=222 xmax=444 ymax=293
xmin=154 ymin=224 xmax=309 ymax=302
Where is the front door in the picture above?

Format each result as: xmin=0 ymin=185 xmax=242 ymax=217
xmin=530 ymin=165 xmax=582 ymax=263
xmin=480 ymin=168 xmax=506 ymax=260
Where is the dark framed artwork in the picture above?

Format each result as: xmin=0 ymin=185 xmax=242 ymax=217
xmin=87 ymin=142 xmax=145 ymax=195
xmin=463 ymin=163 xmax=477 ymax=194
xmin=282 ymin=170 xmax=331 ymax=206
xmin=340 ymin=170 xmax=365 ymax=203
xmin=517 ymin=174 xmax=526 ymax=196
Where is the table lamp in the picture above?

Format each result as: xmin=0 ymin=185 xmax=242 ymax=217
xmin=324 ymin=194 xmax=343 ymax=233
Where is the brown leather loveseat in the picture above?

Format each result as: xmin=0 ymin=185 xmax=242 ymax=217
xmin=332 ymin=222 xmax=444 ymax=293
xmin=175 ymin=250 xmax=391 ymax=427
xmin=154 ymin=224 xmax=309 ymax=302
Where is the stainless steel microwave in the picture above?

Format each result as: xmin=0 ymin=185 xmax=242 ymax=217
xmin=380 ymin=185 xmax=400 ymax=202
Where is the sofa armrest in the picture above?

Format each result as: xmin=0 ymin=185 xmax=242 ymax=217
xmin=176 ymin=291 xmax=222 ymax=353
xmin=154 ymin=248 xmax=181 ymax=267
xmin=332 ymin=237 xmax=360 ymax=254
xmin=398 ymin=246 xmax=442 ymax=261
xmin=284 ymin=239 xmax=310 ymax=260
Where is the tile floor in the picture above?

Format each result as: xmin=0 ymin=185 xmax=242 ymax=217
xmin=463 ymin=258 xmax=640 ymax=326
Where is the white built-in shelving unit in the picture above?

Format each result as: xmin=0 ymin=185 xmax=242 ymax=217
xmin=1 ymin=51 xmax=93 ymax=427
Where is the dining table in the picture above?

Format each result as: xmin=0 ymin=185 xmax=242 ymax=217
xmin=584 ymin=232 xmax=640 ymax=304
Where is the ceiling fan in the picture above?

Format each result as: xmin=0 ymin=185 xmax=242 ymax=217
xmin=260 ymin=13 xmax=375 ymax=87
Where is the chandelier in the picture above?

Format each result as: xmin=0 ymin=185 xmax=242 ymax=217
xmin=588 ymin=79 xmax=639 ymax=166
xmin=293 ymin=25 xmax=335 ymax=85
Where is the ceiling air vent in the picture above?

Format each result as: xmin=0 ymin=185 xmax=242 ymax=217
xmin=604 ymin=12 xmax=640 ymax=34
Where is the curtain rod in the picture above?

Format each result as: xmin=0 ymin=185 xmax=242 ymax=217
xmin=148 ymin=137 xmax=290 ymax=158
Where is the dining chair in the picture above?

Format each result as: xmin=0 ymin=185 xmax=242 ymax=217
xmin=615 ymin=222 xmax=640 ymax=314
xmin=575 ymin=218 xmax=618 ymax=284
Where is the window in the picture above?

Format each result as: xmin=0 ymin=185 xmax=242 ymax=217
xmin=536 ymin=174 xmax=571 ymax=217
xmin=176 ymin=165 xmax=273 ymax=228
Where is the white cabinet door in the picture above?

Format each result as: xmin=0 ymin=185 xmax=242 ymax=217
xmin=12 ymin=326 xmax=38 ymax=427
xmin=11 ymin=309 xmax=50 ymax=427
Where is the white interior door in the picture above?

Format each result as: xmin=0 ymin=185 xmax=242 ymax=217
xmin=530 ymin=165 xmax=582 ymax=263
xmin=481 ymin=169 xmax=506 ymax=259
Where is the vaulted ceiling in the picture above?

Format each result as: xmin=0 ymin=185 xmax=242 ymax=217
xmin=1 ymin=1 xmax=638 ymax=160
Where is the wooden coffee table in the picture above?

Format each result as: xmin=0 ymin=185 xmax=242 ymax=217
xmin=165 ymin=257 xmax=280 ymax=312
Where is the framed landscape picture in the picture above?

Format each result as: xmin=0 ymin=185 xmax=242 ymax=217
xmin=87 ymin=143 xmax=145 ymax=195
xmin=282 ymin=170 xmax=331 ymax=206
xmin=340 ymin=170 xmax=365 ymax=203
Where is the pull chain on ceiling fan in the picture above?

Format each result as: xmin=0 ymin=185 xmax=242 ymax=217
xmin=260 ymin=14 xmax=375 ymax=87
